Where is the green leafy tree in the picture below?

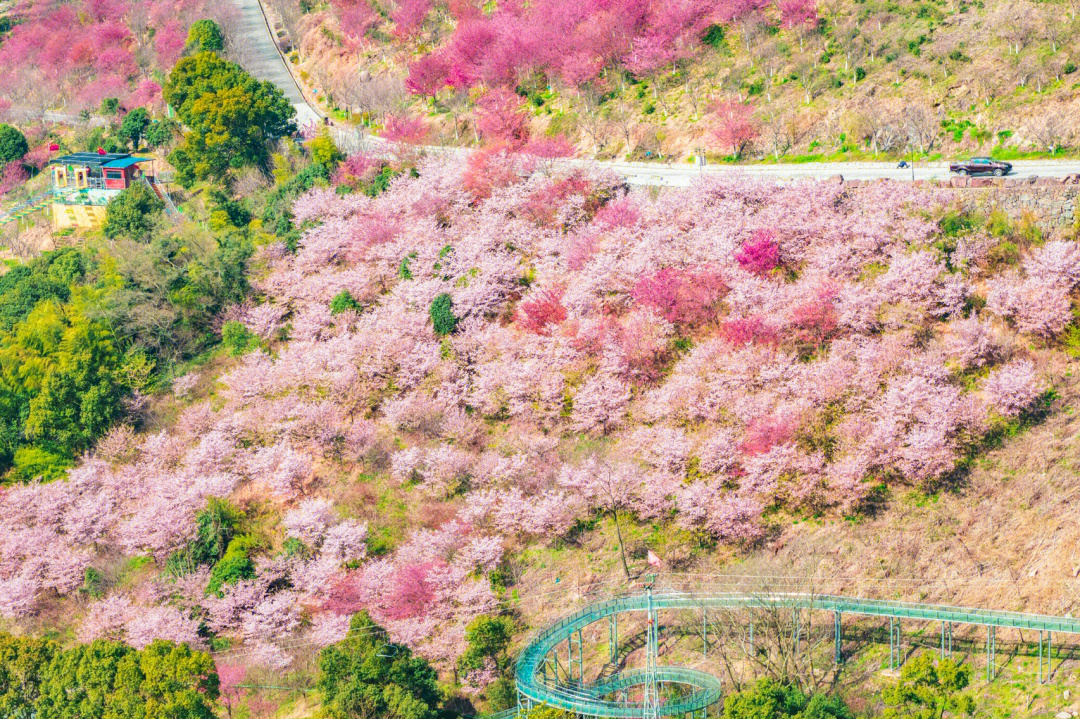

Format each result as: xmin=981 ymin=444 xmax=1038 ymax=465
xmin=429 ymin=293 xmax=458 ymax=335
xmin=459 ymin=615 xmax=514 ymax=671
xmin=100 ymin=98 xmax=120 ymax=115
xmin=723 ymin=679 xmax=852 ymax=719
xmin=187 ymin=19 xmax=224 ymax=52
xmin=308 ymin=131 xmax=343 ymax=168
xmin=0 ymin=634 xmax=57 ymax=717
xmin=163 ymin=52 xmax=295 ymax=184
xmin=35 ymin=639 xmax=218 ymax=719
xmin=485 ymin=676 xmax=517 ymax=712
xmin=318 ymin=611 xmax=441 ymax=719
xmin=144 ymin=120 xmax=176 ymax=149
xmin=103 ymin=182 xmax=165 ymax=241
xmin=0 ymin=248 xmax=83 ymax=333
xmin=0 ymin=123 xmax=28 ymax=164
xmin=330 ymin=290 xmax=362 ymax=315
xmin=881 ymin=654 xmax=975 ymax=719
xmin=221 ymin=321 xmax=258 ymax=356
xmin=0 ymin=293 xmax=128 ymax=472
xmin=118 ymin=108 xmax=151 ymax=149
xmin=169 ymin=498 xmax=242 ymax=576
xmin=36 ymin=640 xmax=135 ymax=719
xmin=206 ymin=534 xmax=259 ymax=596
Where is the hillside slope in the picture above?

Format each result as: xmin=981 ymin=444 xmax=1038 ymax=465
xmin=270 ymin=0 xmax=1080 ymax=162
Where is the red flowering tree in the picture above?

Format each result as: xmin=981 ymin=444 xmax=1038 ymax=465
xmin=475 ymin=88 xmax=530 ymax=147
xmin=735 ymin=229 xmax=781 ymax=276
xmin=710 ymin=99 xmax=759 ymax=158
xmin=518 ymin=285 xmax=568 ymax=335
xmin=632 ymin=265 xmax=728 ymax=325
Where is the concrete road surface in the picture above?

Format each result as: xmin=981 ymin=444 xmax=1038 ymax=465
xmin=604 ymin=159 xmax=1080 ymax=186
xmin=231 ymin=0 xmax=321 ymax=126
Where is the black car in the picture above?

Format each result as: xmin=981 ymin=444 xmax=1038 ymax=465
xmin=949 ymin=157 xmax=1012 ymax=176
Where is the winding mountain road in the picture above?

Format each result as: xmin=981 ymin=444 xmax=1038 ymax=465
xmin=230 ymin=0 xmax=1080 ymax=186
xmin=231 ymin=0 xmax=321 ymax=126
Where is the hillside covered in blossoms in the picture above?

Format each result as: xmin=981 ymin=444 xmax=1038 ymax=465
xmin=2 ymin=149 xmax=1072 ymax=705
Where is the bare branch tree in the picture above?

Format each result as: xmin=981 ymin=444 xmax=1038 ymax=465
xmin=1027 ymin=108 xmax=1072 ymax=154
xmin=903 ymin=105 xmax=940 ymax=154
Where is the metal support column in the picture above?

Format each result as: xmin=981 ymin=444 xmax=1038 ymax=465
xmin=834 ymin=611 xmax=842 ymax=664
xmin=608 ymin=613 xmax=618 ymax=665
xmin=889 ymin=618 xmax=901 ymax=670
xmin=940 ymin=622 xmax=945 ymax=659
xmin=642 ymin=585 xmax=660 ymax=719
xmin=947 ymin=622 xmax=953 ymax=658
xmin=1039 ymin=631 xmax=1045 ymax=683
xmin=703 ymin=609 xmax=708 ymax=658
xmin=568 ymin=629 xmax=583 ymax=683
xmin=986 ymin=625 xmax=996 ymax=682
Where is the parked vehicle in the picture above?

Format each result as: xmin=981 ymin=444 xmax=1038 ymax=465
xmin=949 ymin=157 xmax=1012 ymax=176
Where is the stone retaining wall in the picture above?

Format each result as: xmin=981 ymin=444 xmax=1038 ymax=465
xmin=844 ymin=175 xmax=1080 ymax=232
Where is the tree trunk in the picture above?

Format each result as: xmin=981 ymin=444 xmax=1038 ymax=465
xmin=612 ymin=509 xmax=631 ymax=581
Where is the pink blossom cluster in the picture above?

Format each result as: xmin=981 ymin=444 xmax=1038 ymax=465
xmin=0 ymin=0 xmax=236 ymax=117
xmin=2 ymin=155 xmax=1070 ymax=675
xmin=394 ymin=0 xmax=818 ymax=95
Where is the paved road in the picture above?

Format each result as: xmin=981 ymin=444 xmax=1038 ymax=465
xmin=605 ymin=159 xmax=1080 ymax=186
xmin=231 ymin=0 xmax=321 ymax=126
xmin=229 ymin=0 xmax=1080 ymax=186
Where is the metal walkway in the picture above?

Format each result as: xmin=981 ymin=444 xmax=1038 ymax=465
xmin=0 ymin=191 xmax=51 ymax=225
xmin=513 ymin=589 xmax=1080 ymax=718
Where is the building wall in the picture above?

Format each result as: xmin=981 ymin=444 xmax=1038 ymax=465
xmin=53 ymin=203 xmax=107 ymax=229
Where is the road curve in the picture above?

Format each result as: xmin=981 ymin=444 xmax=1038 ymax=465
xmin=231 ymin=0 xmax=321 ymax=126
xmin=515 ymin=590 xmax=1080 ymax=717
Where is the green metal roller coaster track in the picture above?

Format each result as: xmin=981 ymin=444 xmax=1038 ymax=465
xmin=509 ymin=589 xmax=1080 ymax=718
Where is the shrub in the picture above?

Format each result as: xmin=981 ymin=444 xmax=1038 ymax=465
xmin=938 ymin=210 xmax=977 ymax=237
xmin=330 ymin=289 xmax=363 ymax=314
xmin=701 ymin=24 xmax=726 ymax=48
xmin=0 ymin=124 xmax=27 ymax=164
xmin=430 ymin=293 xmax=459 ymax=335
xmin=308 ymin=131 xmax=343 ymax=168
xmin=221 ymin=321 xmax=258 ymax=355
xmin=11 ymin=446 xmax=72 ymax=482
xmin=722 ymin=678 xmax=853 ymax=719
xmin=103 ymin=182 xmax=165 ymax=241
xmin=206 ymin=534 xmax=259 ymax=596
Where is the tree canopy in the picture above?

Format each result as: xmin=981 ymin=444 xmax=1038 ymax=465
xmin=104 ymin=181 xmax=165 ymax=241
xmin=0 ymin=634 xmax=219 ymax=719
xmin=0 ymin=124 xmax=27 ymax=164
xmin=881 ymin=654 xmax=976 ymax=719
xmin=187 ymin=19 xmax=224 ymax=52
xmin=318 ymin=611 xmax=442 ymax=719
xmin=163 ymin=52 xmax=295 ymax=184
xmin=722 ymin=679 xmax=853 ymax=719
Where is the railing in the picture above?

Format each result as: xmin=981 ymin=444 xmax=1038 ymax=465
xmin=509 ymin=589 xmax=1080 ymax=718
